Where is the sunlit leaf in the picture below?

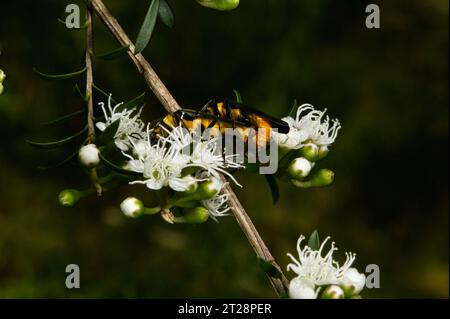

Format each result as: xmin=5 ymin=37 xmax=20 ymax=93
xmin=33 ymin=67 xmax=87 ymax=81
xmin=115 ymin=92 xmax=146 ymax=112
xmin=134 ymin=0 xmax=160 ymax=54
xmin=43 ymin=109 xmax=86 ymax=126
xmin=96 ymin=120 xmax=120 ymax=145
xmin=265 ymin=174 xmax=279 ymax=204
xmin=26 ymin=127 xmax=87 ymax=149
xmin=38 ymin=149 xmax=79 ymax=170
xmin=158 ymin=0 xmax=175 ymax=28
xmin=99 ymin=152 xmax=141 ymax=176
xmin=257 ymin=257 xmax=282 ymax=279
xmin=96 ymin=46 xmax=130 ymax=60
xmin=308 ymin=230 xmax=320 ymax=250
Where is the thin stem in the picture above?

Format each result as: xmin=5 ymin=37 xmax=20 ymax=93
xmin=85 ymin=4 xmax=102 ymax=195
xmin=89 ymin=0 xmax=288 ymax=296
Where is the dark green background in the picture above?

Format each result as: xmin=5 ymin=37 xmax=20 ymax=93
xmin=0 ymin=0 xmax=448 ymax=298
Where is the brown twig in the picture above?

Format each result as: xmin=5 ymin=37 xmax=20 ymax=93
xmin=88 ymin=0 xmax=288 ymax=296
xmin=85 ymin=5 xmax=102 ymax=195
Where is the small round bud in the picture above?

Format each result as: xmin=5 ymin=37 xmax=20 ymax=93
xmin=0 ymin=83 xmax=4 ymax=95
xmin=317 ymin=145 xmax=329 ymax=160
xmin=196 ymin=0 xmax=240 ymax=11
xmin=289 ymin=277 xmax=317 ymax=299
xmin=194 ymin=176 xmax=223 ymax=200
xmin=321 ymin=285 xmax=345 ymax=299
xmin=299 ymin=143 xmax=319 ymax=161
xmin=287 ymin=157 xmax=312 ymax=179
xmin=78 ymin=144 xmax=100 ymax=168
xmin=291 ymin=168 xmax=335 ymax=188
xmin=120 ymin=197 xmax=145 ymax=218
xmin=59 ymin=189 xmax=82 ymax=207
xmin=175 ymin=207 xmax=209 ymax=224
xmin=341 ymin=268 xmax=366 ymax=296
xmin=0 ymin=69 xmax=6 ymax=83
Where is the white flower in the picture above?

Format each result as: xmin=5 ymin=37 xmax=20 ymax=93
xmin=120 ymin=197 xmax=144 ymax=218
xmin=78 ymin=144 xmax=100 ymax=167
xmin=287 ymin=235 xmax=355 ymax=286
xmin=341 ymin=267 xmax=366 ymax=295
xmin=275 ymin=104 xmax=341 ymax=149
xmin=96 ymin=94 xmax=145 ymax=151
xmin=202 ymin=193 xmax=231 ymax=221
xmin=289 ymin=277 xmax=318 ymax=299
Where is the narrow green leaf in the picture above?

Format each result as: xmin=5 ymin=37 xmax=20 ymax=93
xmin=93 ymin=83 xmax=117 ymax=104
xmin=33 ymin=67 xmax=87 ymax=81
xmin=257 ymin=257 xmax=282 ymax=279
xmin=96 ymin=120 xmax=120 ymax=145
xmin=233 ymin=89 xmax=243 ymax=103
xmin=289 ymin=99 xmax=298 ymax=117
xmin=26 ymin=127 xmax=87 ymax=149
xmin=99 ymin=152 xmax=141 ymax=176
xmin=43 ymin=109 xmax=86 ymax=126
xmin=38 ymin=149 xmax=79 ymax=170
xmin=158 ymin=0 xmax=175 ymax=28
xmin=115 ymin=92 xmax=146 ymax=112
xmin=265 ymin=174 xmax=279 ymax=204
xmin=96 ymin=46 xmax=130 ymax=60
xmin=134 ymin=0 xmax=160 ymax=54
xmin=73 ymin=83 xmax=88 ymax=101
xmin=308 ymin=230 xmax=320 ymax=250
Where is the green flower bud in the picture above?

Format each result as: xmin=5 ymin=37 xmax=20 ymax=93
xmin=120 ymin=197 xmax=145 ymax=218
xmin=321 ymin=285 xmax=345 ymax=299
xmin=0 ymin=83 xmax=4 ymax=95
xmin=287 ymin=157 xmax=312 ymax=179
xmin=196 ymin=0 xmax=240 ymax=11
xmin=340 ymin=268 xmax=366 ymax=297
xmin=291 ymin=168 xmax=335 ymax=188
xmin=174 ymin=206 xmax=209 ymax=224
xmin=317 ymin=145 xmax=329 ymax=160
xmin=59 ymin=189 xmax=83 ymax=207
xmin=299 ymin=143 xmax=319 ymax=162
xmin=196 ymin=176 xmax=222 ymax=199
xmin=0 ymin=69 xmax=5 ymax=83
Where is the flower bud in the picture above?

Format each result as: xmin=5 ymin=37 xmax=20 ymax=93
xmin=120 ymin=197 xmax=145 ymax=218
xmin=78 ymin=144 xmax=100 ymax=168
xmin=59 ymin=189 xmax=83 ymax=207
xmin=174 ymin=206 xmax=209 ymax=224
xmin=341 ymin=268 xmax=366 ymax=296
xmin=291 ymin=168 xmax=334 ymax=188
xmin=196 ymin=0 xmax=240 ymax=11
xmin=317 ymin=145 xmax=329 ymax=160
xmin=299 ymin=143 xmax=319 ymax=161
xmin=287 ymin=157 xmax=312 ymax=179
xmin=0 ymin=83 xmax=4 ymax=95
xmin=196 ymin=176 xmax=223 ymax=199
xmin=0 ymin=69 xmax=6 ymax=83
xmin=321 ymin=285 xmax=345 ymax=299
xmin=288 ymin=277 xmax=317 ymax=299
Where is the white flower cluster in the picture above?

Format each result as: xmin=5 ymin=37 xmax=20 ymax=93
xmin=95 ymin=96 xmax=243 ymax=220
xmin=287 ymin=235 xmax=366 ymax=299
xmin=274 ymin=104 xmax=341 ymax=150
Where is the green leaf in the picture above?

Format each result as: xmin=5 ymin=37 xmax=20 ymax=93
xmin=289 ymin=99 xmax=298 ymax=117
xmin=115 ymin=92 xmax=146 ymax=112
xmin=308 ymin=230 xmax=320 ymax=250
xmin=96 ymin=46 xmax=130 ymax=60
xmin=93 ymin=83 xmax=117 ymax=104
xmin=265 ymin=174 xmax=279 ymax=204
xmin=134 ymin=0 xmax=160 ymax=54
xmin=158 ymin=0 xmax=175 ymax=28
xmin=26 ymin=127 xmax=87 ymax=149
xmin=73 ymin=83 xmax=88 ymax=101
xmin=257 ymin=257 xmax=282 ymax=279
xmin=43 ymin=109 xmax=86 ymax=126
xmin=233 ymin=89 xmax=243 ymax=103
xmin=33 ymin=67 xmax=87 ymax=81
xmin=98 ymin=152 xmax=142 ymax=176
xmin=96 ymin=120 xmax=120 ymax=145
xmin=38 ymin=149 xmax=79 ymax=170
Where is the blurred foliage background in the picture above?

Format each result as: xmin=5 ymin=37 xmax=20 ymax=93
xmin=0 ymin=0 xmax=448 ymax=298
